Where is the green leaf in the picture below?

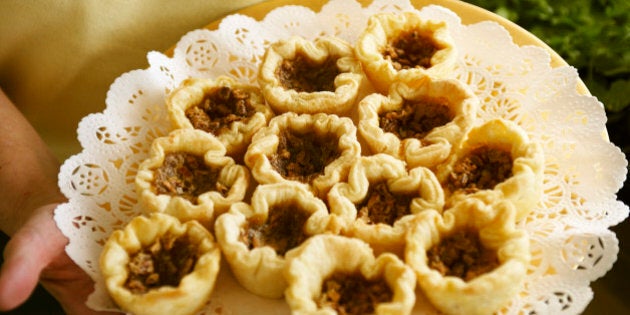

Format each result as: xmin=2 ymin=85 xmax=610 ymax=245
xmin=601 ymin=80 xmax=630 ymax=113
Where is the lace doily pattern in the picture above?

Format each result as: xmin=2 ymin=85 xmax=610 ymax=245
xmin=55 ymin=0 xmax=629 ymax=313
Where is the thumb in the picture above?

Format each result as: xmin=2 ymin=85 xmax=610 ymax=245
xmin=0 ymin=204 xmax=67 ymax=311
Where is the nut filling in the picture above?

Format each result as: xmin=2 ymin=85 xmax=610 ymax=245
xmin=276 ymin=53 xmax=340 ymax=93
xmin=357 ymin=181 xmax=413 ymax=225
xmin=240 ymin=203 xmax=310 ymax=256
xmin=184 ymin=86 xmax=256 ymax=135
xmin=379 ymin=99 xmax=452 ymax=141
xmin=153 ymin=152 xmax=228 ymax=203
xmin=383 ymin=30 xmax=442 ymax=70
xmin=447 ymin=146 xmax=513 ymax=193
xmin=317 ymin=273 xmax=393 ymax=315
xmin=125 ymin=234 xmax=198 ymax=294
xmin=427 ymin=229 xmax=499 ymax=281
xmin=270 ymin=130 xmax=341 ymax=183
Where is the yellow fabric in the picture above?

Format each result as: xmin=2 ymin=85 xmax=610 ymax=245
xmin=0 ymin=0 xmax=266 ymax=160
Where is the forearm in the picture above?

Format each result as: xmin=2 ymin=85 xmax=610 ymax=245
xmin=0 ymin=88 xmax=66 ymax=236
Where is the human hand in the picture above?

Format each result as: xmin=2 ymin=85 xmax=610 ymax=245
xmin=0 ymin=203 xmax=118 ymax=314
xmin=0 ymin=88 xmax=118 ymax=314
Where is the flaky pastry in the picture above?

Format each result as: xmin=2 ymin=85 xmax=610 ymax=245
xmin=405 ymin=199 xmax=530 ymax=315
xmin=100 ymin=213 xmax=221 ymax=315
xmin=355 ymin=11 xmax=457 ymax=93
xmin=284 ymin=234 xmax=416 ymax=315
xmin=166 ymin=76 xmax=273 ymax=156
xmin=244 ymin=112 xmax=361 ymax=198
xmin=328 ymin=154 xmax=444 ymax=256
xmin=358 ymin=77 xmax=477 ymax=169
xmin=258 ymin=36 xmax=365 ymax=115
xmin=135 ymin=129 xmax=250 ymax=227
xmin=435 ymin=118 xmax=544 ymax=220
xmin=214 ymin=183 xmax=335 ymax=298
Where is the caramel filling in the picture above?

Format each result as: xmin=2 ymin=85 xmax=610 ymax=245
xmin=276 ymin=53 xmax=340 ymax=93
xmin=270 ymin=130 xmax=341 ymax=183
xmin=447 ymin=146 xmax=513 ymax=193
xmin=185 ymin=86 xmax=255 ymax=135
xmin=379 ymin=99 xmax=452 ymax=141
xmin=427 ymin=229 xmax=500 ymax=281
xmin=240 ymin=202 xmax=310 ymax=256
xmin=383 ymin=29 xmax=441 ymax=70
xmin=317 ymin=273 xmax=393 ymax=315
xmin=125 ymin=234 xmax=198 ymax=294
xmin=357 ymin=181 xmax=413 ymax=226
xmin=153 ymin=152 xmax=228 ymax=203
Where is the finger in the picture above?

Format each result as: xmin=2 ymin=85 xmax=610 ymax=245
xmin=25 ymin=205 xmax=119 ymax=315
xmin=0 ymin=232 xmax=42 ymax=310
xmin=0 ymin=204 xmax=119 ymax=314
xmin=39 ymin=244 xmax=116 ymax=314
xmin=0 ymin=204 xmax=67 ymax=311
xmin=42 ymin=262 xmax=121 ymax=315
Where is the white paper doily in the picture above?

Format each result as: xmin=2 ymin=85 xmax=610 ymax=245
xmin=55 ymin=0 xmax=629 ymax=314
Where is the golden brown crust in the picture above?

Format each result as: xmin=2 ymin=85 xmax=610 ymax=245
xmin=328 ymin=154 xmax=444 ymax=256
xmin=100 ymin=213 xmax=221 ymax=315
xmin=358 ymin=77 xmax=477 ymax=169
xmin=244 ymin=112 xmax=361 ymax=199
xmin=434 ymin=119 xmax=545 ymax=220
xmin=284 ymin=234 xmax=416 ymax=315
xmin=135 ymin=129 xmax=251 ymax=227
xmin=213 ymin=183 xmax=335 ymax=298
xmin=258 ymin=36 xmax=365 ymax=115
xmin=355 ymin=12 xmax=457 ymax=93
xmin=405 ymin=200 xmax=530 ymax=315
xmin=166 ymin=76 xmax=274 ymax=156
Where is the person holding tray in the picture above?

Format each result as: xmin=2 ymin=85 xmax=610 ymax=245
xmin=0 ymin=1 xmax=266 ymax=313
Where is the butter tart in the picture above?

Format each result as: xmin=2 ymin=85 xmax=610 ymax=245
xmin=355 ymin=11 xmax=457 ymax=93
xmin=213 ymin=183 xmax=334 ymax=298
xmin=244 ymin=112 xmax=361 ymax=198
xmin=135 ymin=129 xmax=250 ymax=227
xmin=358 ymin=77 xmax=477 ymax=169
xmin=435 ymin=118 xmax=544 ymax=220
xmin=258 ymin=36 xmax=364 ymax=115
xmin=405 ymin=199 xmax=529 ymax=315
xmin=284 ymin=234 xmax=416 ymax=315
xmin=100 ymin=213 xmax=221 ymax=315
xmin=328 ymin=154 xmax=444 ymax=256
xmin=166 ymin=76 xmax=273 ymax=156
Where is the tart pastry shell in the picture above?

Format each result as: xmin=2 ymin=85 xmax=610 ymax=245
xmin=258 ymin=36 xmax=365 ymax=115
xmin=355 ymin=12 xmax=457 ymax=93
xmin=214 ymin=183 xmax=335 ymax=298
xmin=100 ymin=213 xmax=221 ymax=315
xmin=285 ymin=234 xmax=416 ymax=315
xmin=135 ymin=129 xmax=251 ymax=227
xmin=405 ymin=199 xmax=530 ymax=315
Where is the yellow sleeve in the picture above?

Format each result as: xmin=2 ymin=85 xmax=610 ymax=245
xmin=0 ymin=0 xmax=266 ymax=160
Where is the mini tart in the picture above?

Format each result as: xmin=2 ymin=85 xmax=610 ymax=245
xmin=358 ymin=77 xmax=477 ymax=169
xmin=258 ymin=36 xmax=364 ymax=115
xmin=355 ymin=11 xmax=457 ymax=93
xmin=405 ymin=199 xmax=530 ymax=315
xmin=328 ymin=154 xmax=444 ymax=256
xmin=435 ymin=119 xmax=544 ymax=220
xmin=135 ymin=129 xmax=250 ymax=227
xmin=244 ymin=112 xmax=361 ymax=199
xmin=284 ymin=234 xmax=416 ymax=315
xmin=166 ymin=76 xmax=273 ymax=156
xmin=213 ymin=183 xmax=334 ymax=298
xmin=100 ymin=213 xmax=221 ymax=315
